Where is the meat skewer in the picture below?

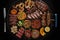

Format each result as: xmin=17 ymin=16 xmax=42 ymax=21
xmin=35 ymin=10 xmax=40 ymax=17
xmin=33 ymin=12 xmax=38 ymax=18
xmin=27 ymin=14 xmax=32 ymax=19
xmin=31 ymin=13 xmax=35 ymax=19
xmin=41 ymin=12 xmax=46 ymax=26
xmin=47 ymin=11 xmax=51 ymax=26
xmin=9 ymin=14 xmax=17 ymax=25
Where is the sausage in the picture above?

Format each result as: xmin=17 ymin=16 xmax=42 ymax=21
xmin=35 ymin=10 xmax=40 ymax=17
xmin=16 ymin=34 xmax=22 ymax=38
xmin=9 ymin=14 xmax=17 ymax=17
xmin=27 ymin=14 xmax=32 ymax=19
xmin=17 ymin=32 xmax=22 ymax=36
xmin=9 ymin=21 xmax=16 ymax=23
xmin=19 ymin=27 xmax=24 ymax=34
xmin=27 ymin=12 xmax=39 ymax=19
xmin=9 ymin=14 xmax=17 ymax=25
xmin=31 ymin=13 xmax=35 ymax=19
xmin=33 ymin=13 xmax=38 ymax=18
xmin=39 ymin=11 xmax=43 ymax=15
xmin=9 ymin=17 xmax=17 ymax=19
xmin=20 ymin=27 xmax=24 ymax=31
xmin=9 ymin=22 xmax=16 ymax=25
xmin=25 ymin=30 xmax=31 ymax=38
xmin=9 ymin=19 xmax=17 ymax=22
xmin=19 ymin=29 xmax=23 ymax=34
xmin=16 ymin=27 xmax=24 ymax=38
xmin=9 ymin=19 xmax=17 ymax=21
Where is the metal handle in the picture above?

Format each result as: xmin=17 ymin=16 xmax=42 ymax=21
xmin=55 ymin=13 xmax=57 ymax=28
xmin=3 ymin=8 xmax=6 ymax=32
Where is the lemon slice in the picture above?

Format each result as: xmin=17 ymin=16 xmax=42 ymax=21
xmin=45 ymin=26 xmax=50 ymax=32
xmin=40 ymin=27 xmax=46 ymax=36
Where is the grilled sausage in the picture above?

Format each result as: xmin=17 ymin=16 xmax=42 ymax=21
xmin=25 ymin=30 xmax=31 ymax=38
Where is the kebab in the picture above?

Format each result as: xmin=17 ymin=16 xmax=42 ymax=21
xmin=41 ymin=12 xmax=46 ymax=26
xmin=27 ymin=10 xmax=42 ymax=19
xmin=9 ymin=14 xmax=17 ymax=25
xmin=47 ymin=11 xmax=51 ymax=26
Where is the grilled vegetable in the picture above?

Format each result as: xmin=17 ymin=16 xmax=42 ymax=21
xmin=24 ymin=20 xmax=31 ymax=28
xmin=32 ymin=30 xmax=39 ymax=39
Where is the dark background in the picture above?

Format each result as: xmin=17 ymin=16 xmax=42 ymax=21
xmin=0 ymin=0 xmax=59 ymax=40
